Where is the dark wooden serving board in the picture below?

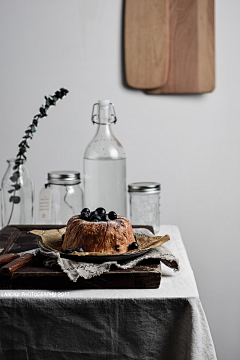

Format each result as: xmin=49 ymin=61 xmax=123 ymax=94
xmin=0 ymin=225 xmax=161 ymax=290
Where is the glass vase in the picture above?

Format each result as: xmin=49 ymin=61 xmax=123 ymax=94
xmin=1 ymin=158 xmax=34 ymax=226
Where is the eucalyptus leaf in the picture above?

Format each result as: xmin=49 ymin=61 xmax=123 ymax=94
xmin=10 ymin=196 xmax=21 ymax=204
xmin=39 ymin=107 xmax=47 ymax=116
xmin=19 ymin=147 xmax=26 ymax=154
xmin=13 ymin=184 xmax=21 ymax=190
xmin=17 ymin=149 xmax=26 ymax=157
xmin=10 ymin=171 xmax=20 ymax=182
xmin=49 ymin=97 xmax=56 ymax=106
xmin=19 ymin=140 xmax=26 ymax=147
xmin=60 ymin=88 xmax=68 ymax=97
xmin=45 ymin=97 xmax=51 ymax=107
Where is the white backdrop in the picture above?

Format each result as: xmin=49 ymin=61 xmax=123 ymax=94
xmin=0 ymin=1 xmax=240 ymax=359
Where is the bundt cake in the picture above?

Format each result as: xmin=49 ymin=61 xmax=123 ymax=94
xmin=61 ymin=208 xmax=136 ymax=255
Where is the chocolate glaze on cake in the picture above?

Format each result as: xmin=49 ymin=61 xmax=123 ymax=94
xmin=61 ymin=214 xmax=135 ymax=254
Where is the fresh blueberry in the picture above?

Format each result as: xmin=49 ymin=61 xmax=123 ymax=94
xmin=90 ymin=210 xmax=98 ymax=219
xmin=102 ymin=214 xmax=110 ymax=222
xmin=74 ymin=247 xmax=84 ymax=252
xmin=96 ymin=207 xmax=106 ymax=216
xmin=81 ymin=208 xmax=90 ymax=214
xmin=108 ymin=211 xmax=117 ymax=220
xmin=64 ymin=248 xmax=73 ymax=254
xmin=91 ymin=215 xmax=102 ymax=222
xmin=128 ymin=242 xmax=138 ymax=251
xmin=80 ymin=212 xmax=90 ymax=221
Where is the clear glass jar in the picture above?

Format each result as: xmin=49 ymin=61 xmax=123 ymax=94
xmin=128 ymin=182 xmax=161 ymax=234
xmin=83 ymin=100 xmax=127 ymax=216
xmin=44 ymin=171 xmax=83 ymax=225
xmin=1 ymin=158 xmax=34 ymax=226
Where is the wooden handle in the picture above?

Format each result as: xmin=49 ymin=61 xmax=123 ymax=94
xmin=125 ymin=0 xmax=169 ymax=89
xmin=1 ymin=253 xmax=34 ymax=273
xmin=0 ymin=253 xmax=20 ymax=265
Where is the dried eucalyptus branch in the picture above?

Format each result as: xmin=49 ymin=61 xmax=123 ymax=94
xmin=7 ymin=87 xmax=69 ymax=224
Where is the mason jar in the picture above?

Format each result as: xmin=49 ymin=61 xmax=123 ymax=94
xmin=44 ymin=171 xmax=83 ymax=225
xmin=128 ymin=182 xmax=161 ymax=234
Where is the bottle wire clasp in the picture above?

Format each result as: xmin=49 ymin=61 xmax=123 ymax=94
xmin=91 ymin=103 xmax=117 ymax=124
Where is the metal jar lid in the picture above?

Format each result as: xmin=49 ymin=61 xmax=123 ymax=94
xmin=47 ymin=171 xmax=81 ymax=185
xmin=128 ymin=182 xmax=161 ymax=193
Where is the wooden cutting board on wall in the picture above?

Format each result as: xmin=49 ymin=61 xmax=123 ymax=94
xmin=124 ymin=0 xmax=215 ymax=94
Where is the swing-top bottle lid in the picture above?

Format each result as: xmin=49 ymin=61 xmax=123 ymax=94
xmin=98 ymin=99 xmax=110 ymax=107
xmin=47 ymin=171 xmax=81 ymax=185
xmin=92 ymin=100 xmax=117 ymax=124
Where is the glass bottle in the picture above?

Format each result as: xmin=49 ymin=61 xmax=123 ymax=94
xmin=83 ymin=100 xmax=127 ymax=216
xmin=1 ymin=158 xmax=34 ymax=226
xmin=41 ymin=171 xmax=83 ymax=225
xmin=128 ymin=182 xmax=161 ymax=233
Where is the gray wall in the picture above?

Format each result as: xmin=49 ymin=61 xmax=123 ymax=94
xmin=0 ymin=1 xmax=239 ymax=359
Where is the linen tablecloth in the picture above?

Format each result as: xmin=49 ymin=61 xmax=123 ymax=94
xmin=0 ymin=225 xmax=217 ymax=360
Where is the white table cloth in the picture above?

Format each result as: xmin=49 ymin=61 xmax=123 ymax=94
xmin=0 ymin=225 xmax=217 ymax=360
